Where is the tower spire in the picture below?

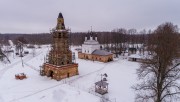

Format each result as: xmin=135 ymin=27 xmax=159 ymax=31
xmin=91 ymin=26 xmax=92 ymax=32
xmin=56 ymin=12 xmax=65 ymax=30
xmin=90 ymin=26 xmax=93 ymax=37
xmin=58 ymin=13 xmax=63 ymax=18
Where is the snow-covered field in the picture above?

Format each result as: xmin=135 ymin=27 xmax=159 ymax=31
xmin=0 ymin=46 xmax=140 ymax=102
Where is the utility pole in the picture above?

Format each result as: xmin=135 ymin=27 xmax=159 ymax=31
xmin=18 ymin=41 xmax=24 ymax=67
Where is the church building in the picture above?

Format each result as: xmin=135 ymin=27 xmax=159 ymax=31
xmin=78 ymin=33 xmax=113 ymax=62
xmin=40 ymin=13 xmax=79 ymax=81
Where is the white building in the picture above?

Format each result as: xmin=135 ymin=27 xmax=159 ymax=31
xmin=79 ymin=34 xmax=113 ymax=63
xmin=82 ymin=36 xmax=100 ymax=54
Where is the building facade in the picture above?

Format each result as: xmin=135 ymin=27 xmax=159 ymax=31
xmin=40 ymin=13 xmax=79 ymax=81
xmin=78 ymin=34 xmax=113 ymax=62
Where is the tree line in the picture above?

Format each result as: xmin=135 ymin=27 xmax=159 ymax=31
xmin=0 ymin=22 xmax=180 ymax=102
xmin=0 ymin=30 xmax=150 ymax=58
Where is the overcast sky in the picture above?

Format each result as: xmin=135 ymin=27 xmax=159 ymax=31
xmin=0 ymin=0 xmax=180 ymax=33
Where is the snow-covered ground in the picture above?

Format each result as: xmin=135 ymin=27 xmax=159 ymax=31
xmin=0 ymin=46 xmax=140 ymax=102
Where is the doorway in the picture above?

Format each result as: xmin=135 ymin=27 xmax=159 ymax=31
xmin=108 ymin=58 xmax=112 ymax=62
xmin=67 ymin=73 xmax=70 ymax=78
xmin=47 ymin=70 xmax=54 ymax=78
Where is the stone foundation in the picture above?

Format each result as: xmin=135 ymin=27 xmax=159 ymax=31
xmin=42 ymin=63 xmax=78 ymax=81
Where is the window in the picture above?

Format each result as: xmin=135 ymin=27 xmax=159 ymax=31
xmin=58 ymin=34 xmax=61 ymax=38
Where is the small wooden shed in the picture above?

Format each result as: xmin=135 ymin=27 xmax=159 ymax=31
xmin=95 ymin=80 xmax=109 ymax=95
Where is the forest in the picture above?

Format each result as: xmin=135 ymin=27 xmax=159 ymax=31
xmin=1 ymin=28 xmax=179 ymax=56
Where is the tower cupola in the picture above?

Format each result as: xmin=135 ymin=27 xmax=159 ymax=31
xmin=56 ymin=13 xmax=65 ymax=30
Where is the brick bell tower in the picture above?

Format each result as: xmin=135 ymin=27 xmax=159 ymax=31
xmin=48 ymin=13 xmax=72 ymax=65
xmin=40 ymin=13 xmax=79 ymax=81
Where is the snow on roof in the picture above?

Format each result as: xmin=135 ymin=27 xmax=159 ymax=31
xmin=95 ymin=81 xmax=108 ymax=87
xmin=84 ymin=39 xmax=99 ymax=45
xmin=128 ymin=54 xmax=144 ymax=59
xmin=92 ymin=50 xmax=112 ymax=56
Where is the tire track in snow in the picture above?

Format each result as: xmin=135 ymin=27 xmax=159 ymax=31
xmin=9 ymin=83 xmax=64 ymax=102
xmin=23 ymin=63 xmax=40 ymax=72
xmin=69 ymin=59 xmax=120 ymax=83
xmin=0 ymin=51 xmax=43 ymax=79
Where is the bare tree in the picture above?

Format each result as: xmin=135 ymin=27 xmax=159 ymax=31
xmin=128 ymin=28 xmax=137 ymax=48
xmin=32 ymin=46 xmax=36 ymax=57
xmin=0 ymin=47 xmax=3 ymax=61
xmin=133 ymin=22 xmax=180 ymax=102
xmin=0 ymin=46 xmax=11 ymax=63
